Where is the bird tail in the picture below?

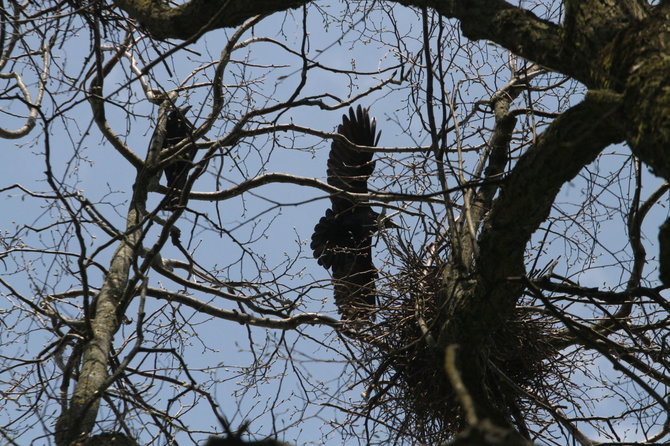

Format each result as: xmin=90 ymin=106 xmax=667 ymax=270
xmin=332 ymin=266 xmax=377 ymax=320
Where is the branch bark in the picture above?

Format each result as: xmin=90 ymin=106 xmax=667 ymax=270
xmin=112 ymin=0 xmax=567 ymax=79
xmin=437 ymin=89 xmax=625 ymax=425
xmin=53 ymin=115 xmax=164 ymax=445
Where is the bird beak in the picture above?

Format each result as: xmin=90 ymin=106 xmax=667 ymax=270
xmin=379 ymin=210 xmax=404 ymax=229
xmin=382 ymin=218 xmax=402 ymax=229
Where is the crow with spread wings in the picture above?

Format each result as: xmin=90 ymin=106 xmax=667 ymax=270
xmin=311 ymin=106 xmax=382 ymax=320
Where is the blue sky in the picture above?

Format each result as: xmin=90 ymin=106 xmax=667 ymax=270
xmin=1 ymin=3 xmax=669 ymax=445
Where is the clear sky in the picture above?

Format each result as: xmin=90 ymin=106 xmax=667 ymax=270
xmin=1 ymin=3 xmax=668 ymax=445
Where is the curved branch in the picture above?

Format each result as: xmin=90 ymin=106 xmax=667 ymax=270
xmin=145 ymin=287 xmax=341 ymax=330
xmin=0 ymin=40 xmax=48 ymax=139
xmin=86 ymin=34 xmax=143 ymax=169
xmin=112 ymin=0 xmax=305 ymax=40
xmin=475 ymin=90 xmax=626 ymax=305
xmin=424 ymin=0 xmax=566 ymax=76
xmin=113 ymin=0 xmax=567 ymax=80
xmin=170 ymin=172 xmax=452 ymax=204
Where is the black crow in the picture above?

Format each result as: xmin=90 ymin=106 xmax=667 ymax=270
xmin=311 ymin=106 xmax=382 ymax=320
xmin=160 ymin=106 xmax=195 ymax=208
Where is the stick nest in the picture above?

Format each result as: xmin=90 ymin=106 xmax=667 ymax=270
xmin=355 ymin=245 xmax=564 ymax=444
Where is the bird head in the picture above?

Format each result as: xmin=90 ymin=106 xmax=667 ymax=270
xmin=376 ymin=209 xmax=402 ymax=230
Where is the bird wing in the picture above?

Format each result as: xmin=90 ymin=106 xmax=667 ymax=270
xmin=327 ymin=105 xmax=381 ymax=214
xmin=311 ymin=207 xmax=379 ymax=268
xmin=311 ymin=208 xmax=379 ymax=319
xmin=311 ymin=106 xmax=381 ymax=320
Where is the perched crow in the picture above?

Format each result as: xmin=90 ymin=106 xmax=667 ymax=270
xmin=311 ymin=106 xmax=382 ymax=320
xmin=160 ymin=106 xmax=195 ymax=208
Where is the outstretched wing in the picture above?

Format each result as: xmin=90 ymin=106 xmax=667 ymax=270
xmin=162 ymin=107 xmax=196 ymax=207
xmin=327 ymin=105 xmax=380 ymax=214
xmin=311 ymin=106 xmax=381 ymax=319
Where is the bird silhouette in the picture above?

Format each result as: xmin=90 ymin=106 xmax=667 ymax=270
xmin=311 ymin=105 xmax=382 ymax=320
xmin=159 ymin=106 xmax=195 ymax=208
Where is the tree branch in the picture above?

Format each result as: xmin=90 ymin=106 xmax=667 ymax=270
xmin=435 ymin=89 xmax=625 ymax=425
xmin=113 ymin=0 xmax=568 ymax=79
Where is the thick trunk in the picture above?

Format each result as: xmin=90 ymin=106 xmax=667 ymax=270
xmin=614 ymin=6 xmax=670 ymax=284
xmin=563 ymin=0 xmax=647 ymax=87
xmin=438 ymin=90 xmax=625 ymax=423
xmin=53 ymin=105 xmax=168 ymax=444
xmin=621 ymin=8 xmax=670 ymax=179
xmin=54 ymin=181 xmax=148 ymax=445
